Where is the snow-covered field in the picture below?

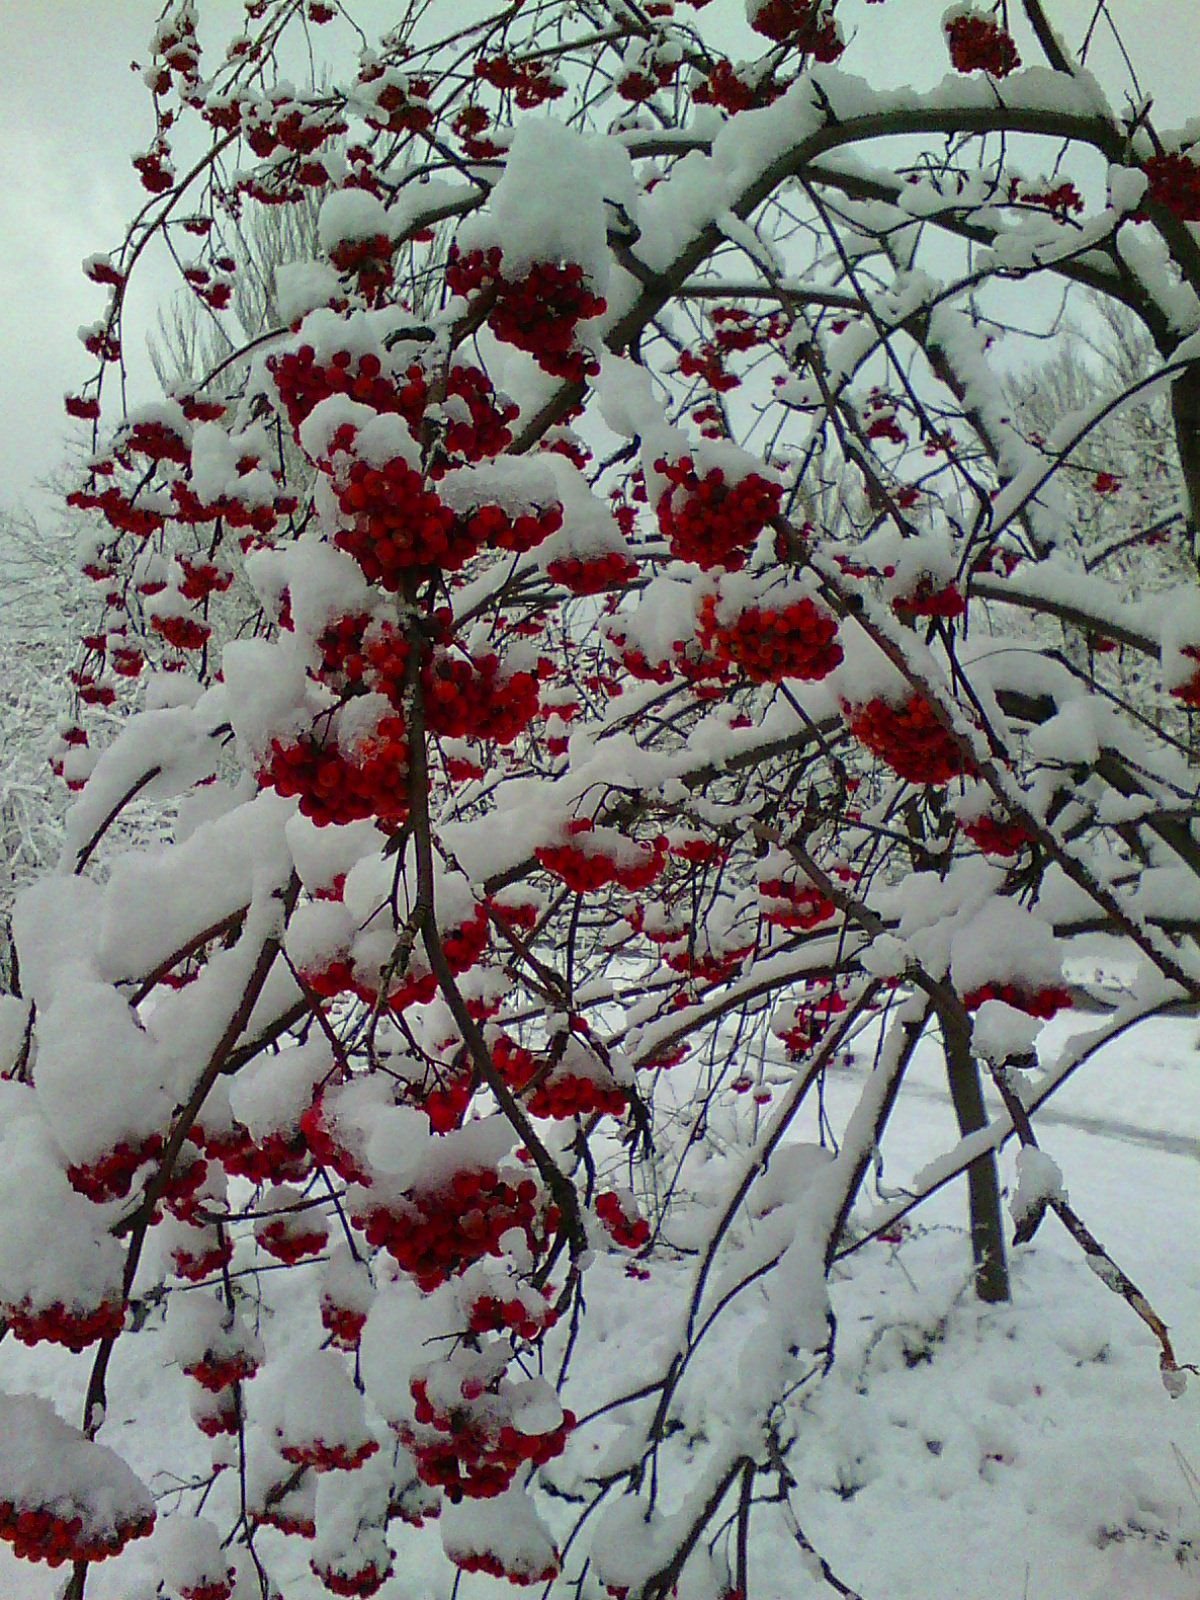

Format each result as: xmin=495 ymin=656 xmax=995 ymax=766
xmin=2 ymin=1005 xmax=1196 ymax=1599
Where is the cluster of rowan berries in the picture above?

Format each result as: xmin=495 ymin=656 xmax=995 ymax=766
xmin=242 ymin=99 xmax=348 ymax=160
xmin=259 ymin=716 xmax=411 ymax=828
xmin=358 ymin=65 xmax=435 ymax=135
xmin=845 ymin=694 xmax=974 ymax=785
xmin=321 ymin=1297 xmax=369 ymax=1351
xmin=122 ymin=417 xmax=190 ymax=465
xmin=177 ymin=1580 xmax=235 ymax=1600
xmin=151 ymin=614 xmax=212 ymax=652
xmin=353 ymin=1170 xmax=555 ymax=1291
xmin=169 ymin=1224 xmax=234 ymax=1284
xmin=1143 ymin=152 xmax=1200 ymax=222
xmin=67 ymin=482 xmax=164 ymax=539
xmin=757 ymin=879 xmax=836 ymax=931
xmin=466 ymin=1287 xmax=558 ymax=1341
xmin=195 ymin=1122 xmax=310 ymax=1186
xmin=256 ymin=1211 xmax=329 ymax=1264
xmin=182 ymin=1348 xmax=261 ymax=1394
xmin=403 ymin=1377 xmax=575 ymax=1501
xmin=891 ymin=578 xmax=965 ymax=620
xmin=960 ymin=813 xmax=1032 ymax=856
xmin=961 ymin=983 xmax=1072 ymax=1018
xmin=333 ymin=456 xmax=467 ymax=583
xmin=697 ymin=593 xmax=842 ymax=683
xmin=616 ymin=53 xmax=677 ymax=103
xmin=424 ymin=651 xmax=541 ymax=744
xmin=446 ymin=247 xmax=606 ymax=382
xmin=278 ymin=1434 xmax=380 ymax=1472
xmin=944 ymin=11 xmax=1021 ymax=76
xmin=492 ymin=1036 xmax=628 ymax=1118
xmin=0 ymin=1500 xmax=152 ymax=1567
xmin=1169 ymin=645 xmax=1200 ymax=705
xmin=654 ymin=457 xmax=782 ymax=570
xmin=329 ymin=233 xmax=395 ymax=304
xmin=312 ymin=1557 xmax=393 ymax=1598
xmin=472 ymin=54 xmax=566 ymax=109
xmin=748 ymin=0 xmax=843 ymax=58
xmin=546 ymin=550 xmax=639 ymax=594
xmin=270 ymin=347 xmax=421 ymax=434
xmin=67 ymin=1134 xmax=163 ymax=1202
xmin=301 ymin=1090 xmax=380 ymax=1186
xmin=453 ymin=1546 xmax=560 ymax=1586
xmin=596 ymin=1191 xmax=651 ymax=1250
xmin=187 ymin=1386 xmax=239 ymax=1439
xmin=693 ymin=60 xmax=777 ymax=113
xmin=536 ymin=820 xmax=668 ymax=894
xmin=3 ymin=1296 xmax=126 ymax=1353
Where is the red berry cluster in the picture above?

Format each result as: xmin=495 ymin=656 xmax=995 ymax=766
xmin=451 ymin=1549 xmax=559 ymax=1586
xmin=0 ymin=1499 xmax=154 ymax=1567
xmin=423 ymin=651 xmax=540 ymax=744
xmin=961 ymin=983 xmax=1071 ymax=1018
xmin=329 ymin=233 xmax=395 ymax=304
xmin=546 ymin=551 xmax=639 ymax=594
xmin=616 ymin=55 xmax=676 ymax=102
xmin=960 ymin=813 xmax=1032 ymax=855
xmin=300 ymin=1093 xmax=375 ymax=1186
xmin=1142 ymin=152 xmax=1200 ymax=221
xmin=170 ymin=1226 xmax=234 ymax=1284
xmin=192 ymin=1389 xmax=240 ymax=1438
xmin=333 ymin=457 xmax=466 ymax=583
xmin=446 ymin=248 xmax=607 ymax=382
xmin=596 ymin=1191 xmax=651 ymax=1250
xmin=270 ymin=347 xmax=423 ymax=434
xmin=757 ymin=879 xmax=836 ymax=930
xmin=536 ymin=820 xmax=667 ymax=895
xmin=697 ymin=593 xmax=842 ymax=682
xmin=312 ymin=1558 xmax=392 ymax=1598
xmin=66 ymin=1134 xmax=164 ymax=1202
xmin=201 ymin=1124 xmax=310 ymax=1186
xmin=67 ymin=482 xmax=164 ymax=539
xmin=945 ymin=11 xmax=1021 ymax=77
xmin=693 ymin=61 xmax=777 ymax=114
xmin=654 ymin=457 xmax=782 ymax=570
xmin=122 ymin=418 xmax=190 ymax=465
xmin=467 ymin=1288 xmax=557 ymax=1341
xmin=493 ymin=1038 xmax=628 ymax=1119
xmin=845 ymin=695 xmax=974 ymax=785
xmin=321 ymin=1298 xmax=369 ymax=1351
xmin=278 ymin=1436 xmax=379 ymax=1472
xmin=178 ymin=1578 xmax=235 ymax=1600
xmin=403 ymin=1378 xmax=575 ymax=1501
xmin=527 ymin=1073 xmax=628 ymax=1121
xmin=438 ymin=363 xmax=520 ymax=465
xmin=359 ymin=70 xmax=435 ymax=135
xmin=1170 ymin=645 xmax=1200 ymax=706
xmin=749 ymin=0 xmax=843 ymax=58
xmin=473 ymin=54 xmax=566 ymax=109
xmin=891 ymin=579 xmax=965 ymax=619
xmin=179 ymin=557 xmax=233 ymax=602
xmin=151 ymin=614 xmax=212 ymax=652
xmin=354 ymin=1170 xmax=556 ymax=1292
xmin=3 ymin=1296 xmax=126 ymax=1353
xmin=183 ymin=1350 xmax=261 ymax=1393
xmin=256 ymin=1212 xmax=328 ymax=1264
xmin=259 ymin=716 xmax=410 ymax=828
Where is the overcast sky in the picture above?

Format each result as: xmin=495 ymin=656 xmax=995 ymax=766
xmin=0 ymin=0 xmax=1197 ymax=526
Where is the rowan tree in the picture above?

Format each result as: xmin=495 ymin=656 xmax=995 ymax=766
xmin=4 ymin=2 xmax=1200 ymax=1597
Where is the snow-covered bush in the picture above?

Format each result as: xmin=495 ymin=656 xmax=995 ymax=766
xmin=4 ymin=2 xmax=1200 ymax=1596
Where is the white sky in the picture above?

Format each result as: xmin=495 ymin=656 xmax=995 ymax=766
xmin=0 ymin=0 xmax=1197 ymax=521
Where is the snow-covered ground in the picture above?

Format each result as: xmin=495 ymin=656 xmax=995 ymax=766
xmin=2 ymin=1005 xmax=1196 ymax=1599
